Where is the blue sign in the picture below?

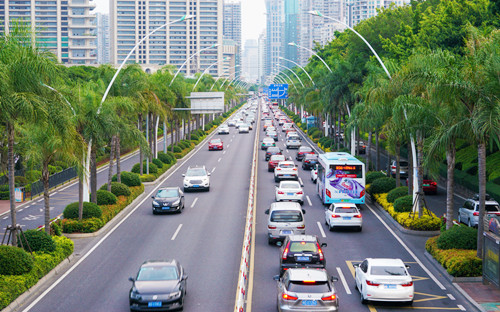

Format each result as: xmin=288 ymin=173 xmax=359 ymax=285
xmin=268 ymin=84 xmax=288 ymax=99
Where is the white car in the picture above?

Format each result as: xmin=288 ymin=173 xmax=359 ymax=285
xmin=236 ymin=121 xmax=245 ymax=129
xmin=239 ymin=123 xmax=250 ymax=133
xmin=182 ymin=166 xmax=210 ymax=192
xmin=286 ymin=135 xmax=302 ymax=149
xmin=282 ymin=123 xmax=293 ymax=132
xmin=274 ymin=161 xmax=299 ymax=182
xmin=311 ymin=165 xmax=318 ymax=183
xmin=218 ymin=124 xmax=230 ymax=134
xmin=228 ymin=119 xmax=237 ymax=127
xmin=325 ymin=203 xmax=362 ymax=231
xmin=355 ymin=258 xmax=414 ymax=305
xmin=275 ymin=181 xmax=304 ymax=204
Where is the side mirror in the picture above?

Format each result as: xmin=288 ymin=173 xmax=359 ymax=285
xmin=331 ymin=276 xmax=339 ymax=282
xmin=182 ymin=174 xmax=185 ymax=177
xmin=273 ymin=275 xmax=280 ymax=281
xmin=151 ymin=196 xmax=155 ymax=199
xmin=321 ymin=243 xmax=327 ymax=247
xmin=405 ymin=265 xmax=411 ymax=269
xmin=265 ymin=209 xmax=270 ymax=215
xmin=128 ymin=277 xmax=135 ymax=283
xmin=302 ymin=209 xmax=306 ymax=214
xmin=182 ymin=274 xmax=188 ymax=281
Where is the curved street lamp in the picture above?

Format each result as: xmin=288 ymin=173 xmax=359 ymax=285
xmin=212 ymin=65 xmax=240 ymax=90
xmin=193 ymin=57 xmax=227 ymax=91
xmin=169 ymin=43 xmax=220 ymax=86
xmin=277 ymin=63 xmax=305 ymax=88
xmin=279 ymin=56 xmax=315 ymax=86
xmin=288 ymin=42 xmax=332 ymax=73
xmin=276 ymin=70 xmax=297 ymax=92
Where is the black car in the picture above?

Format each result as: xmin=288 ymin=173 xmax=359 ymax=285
xmin=279 ymin=235 xmax=327 ymax=275
xmin=265 ymin=146 xmax=282 ymax=161
xmin=129 ymin=260 xmax=187 ymax=311
xmin=302 ymin=154 xmax=318 ymax=170
xmin=295 ymin=146 xmax=314 ymax=161
xmin=152 ymin=187 xmax=184 ymax=214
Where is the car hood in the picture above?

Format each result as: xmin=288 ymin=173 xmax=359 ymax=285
xmin=135 ymin=280 xmax=179 ymax=295
xmin=154 ymin=196 xmax=179 ymax=204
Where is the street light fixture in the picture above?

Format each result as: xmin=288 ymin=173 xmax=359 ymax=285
xmin=169 ymin=43 xmax=220 ymax=86
xmin=288 ymin=42 xmax=332 ymax=73
xmin=279 ymin=56 xmax=315 ymax=86
xmin=277 ymin=63 xmax=305 ymax=88
xmin=193 ymin=57 xmax=228 ymax=91
xmin=276 ymin=70 xmax=298 ymax=92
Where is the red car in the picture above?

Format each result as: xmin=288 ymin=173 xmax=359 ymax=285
xmin=406 ymin=176 xmax=438 ymax=195
xmin=208 ymin=138 xmax=223 ymax=151
xmin=268 ymin=155 xmax=286 ymax=172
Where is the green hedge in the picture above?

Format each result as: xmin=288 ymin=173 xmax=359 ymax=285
xmin=17 ymin=229 xmax=56 ymax=253
xmin=368 ymin=177 xmax=396 ymax=195
xmin=0 ymin=246 xmax=33 ymax=275
xmin=437 ymin=226 xmax=477 ymax=250
xmin=426 ymin=236 xmax=481 ymax=277
xmin=393 ymin=195 xmax=414 ymax=213
xmin=99 ymin=182 xmax=131 ymax=197
xmin=112 ymin=171 xmax=141 ymax=187
xmin=63 ymin=202 xmax=102 ymax=219
xmin=152 ymin=158 xmax=163 ymax=168
xmin=387 ymin=186 xmax=409 ymax=203
xmin=366 ymin=171 xmax=386 ymax=184
xmin=95 ymin=190 xmax=117 ymax=205
xmin=140 ymin=174 xmax=156 ymax=182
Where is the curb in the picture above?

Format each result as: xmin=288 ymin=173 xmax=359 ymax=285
xmin=453 ymin=282 xmax=488 ymax=312
xmin=423 ymin=251 xmax=482 ymax=283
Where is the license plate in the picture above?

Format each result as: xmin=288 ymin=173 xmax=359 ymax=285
xmin=343 ymin=217 xmax=351 ymax=220
xmin=302 ymin=300 xmax=317 ymax=306
xmin=284 ymin=174 xmax=291 ymax=177
xmin=281 ymin=230 xmax=292 ymax=235
xmin=384 ymin=284 xmax=397 ymax=289
xmin=162 ymin=207 xmax=169 ymax=210
xmin=287 ymin=193 xmax=294 ymax=196
xmin=148 ymin=301 xmax=162 ymax=307
xmin=297 ymin=256 xmax=310 ymax=262
xmin=193 ymin=185 xmax=199 ymax=188
xmin=423 ymin=184 xmax=430 ymax=187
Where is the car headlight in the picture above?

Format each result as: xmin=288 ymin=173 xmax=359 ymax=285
xmin=152 ymin=200 xmax=160 ymax=207
xmin=130 ymin=289 xmax=141 ymax=300
xmin=172 ymin=199 xmax=180 ymax=206
xmin=168 ymin=291 xmax=181 ymax=299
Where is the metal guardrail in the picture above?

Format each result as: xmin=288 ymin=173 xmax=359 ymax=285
xmin=29 ymin=167 xmax=77 ymax=199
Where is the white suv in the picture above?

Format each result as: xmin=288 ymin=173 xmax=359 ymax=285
xmin=274 ymin=161 xmax=299 ymax=182
xmin=182 ymin=166 xmax=210 ymax=192
xmin=458 ymin=194 xmax=500 ymax=227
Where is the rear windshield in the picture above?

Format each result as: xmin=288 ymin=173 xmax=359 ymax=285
xmin=288 ymin=136 xmax=299 ymax=140
xmin=399 ymin=161 xmax=409 ymax=167
xmin=299 ymin=147 xmax=312 ymax=152
xmin=370 ymin=266 xmax=407 ymax=276
xmin=289 ymin=242 xmax=317 ymax=253
xmin=280 ymin=163 xmax=295 ymax=168
xmin=211 ymin=139 xmax=221 ymax=143
xmin=268 ymin=147 xmax=280 ymax=152
xmin=287 ymin=281 xmax=330 ymax=293
xmin=486 ymin=204 xmax=500 ymax=212
xmin=334 ymin=207 xmax=357 ymax=213
xmin=271 ymin=156 xmax=286 ymax=161
xmin=271 ymin=210 xmax=303 ymax=222
xmin=281 ymin=182 xmax=299 ymax=189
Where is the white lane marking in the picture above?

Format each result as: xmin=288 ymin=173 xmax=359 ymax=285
xmin=366 ymin=204 xmax=446 ymax=290
xmin=190 ymin=197 xmax=198 ymax=208
xmin=336 ymin=267 xmax=352 ymax=295
xmin=298 ymin=177 xmax=303 ymax=185
xmin=211 ymin=167 xmax=216 ymax=173
xmin=2 ymin=216 xmax=7 ymax=220
xmin=18 ymin=209 xmax=23 ymax=212
xmin=317 ymin=221 xmax=326 ymax=238
xmin=37 ymin=199 xmax=43 ymax=203
xmin=447 ymin=294 xmax=456 ymax=300
xmin=223 ymin=151 xmax=226 ymax=155
xmin=306 ymin=195 xmax=312 ymax=207
xmin=227 ymin=144 xmax=230 ymax=148
xmin=218 ymin=157 xmax=222 ymax=162
xmin=458 ymin=305 xmax=466 ymax=311
xmin=51 ymin=191 xmax=58 ymax=196
xmin=171 ymin=224 xmax=183 ymax=240
xmin=286 ymin=149 xmax=289 ymax=153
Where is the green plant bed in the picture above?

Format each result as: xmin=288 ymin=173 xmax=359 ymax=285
xmin=367 ymin=177 xmax=396 ymax=195
xmin=140 ymin=174 xmax=156 ymax=182
xmin=426 ymin=236 xmax=482 ymax=277
xmin=99 ymin=182 xmax=131 ymax=197
xmin=0 ymin=236 xmax=74 ymax=310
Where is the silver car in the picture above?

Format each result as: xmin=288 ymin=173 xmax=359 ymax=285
xmin=458 ymin=194 xmax=500 ymax=227
xmin=274 ymin=161 xmax=299 ymax=182
xmin=286 ymin=135 xmax=302 ymax=149
xmin=218 ymin=124 xmax=230 ymax=134
xmin=265 ymin=202 xmax=306 ymax=245
xmin=275 ymin=181 xmax=304 ymax=205
xmin=182 ymin=166 xmax=210 ymax=192
xmin=274 ymin=268 xmax=339 ymax=312
xmin=390 ymin=160 xmax=409 ymax=178
xmin=239 ymin=123 xmax=250 ymax=133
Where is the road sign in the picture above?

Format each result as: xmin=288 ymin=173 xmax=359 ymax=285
xmin=268 ymin=84 xmax=288 ymax=99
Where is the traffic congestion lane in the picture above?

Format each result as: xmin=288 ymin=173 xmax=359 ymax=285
xmin=19 ymin=109 xmax=256 ymax=312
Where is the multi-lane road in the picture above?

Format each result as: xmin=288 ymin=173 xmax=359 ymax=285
xmin=14 ymin=98 xmax=479 ymax=312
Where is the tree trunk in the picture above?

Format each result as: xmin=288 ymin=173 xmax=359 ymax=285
xmin=408 ymin=142 xmax=413 ymax=195
xmin=417 ymin=133 xmax=424 ymax=218
xmin=7 ymin=123 xmax=17 ymax=246
xmin=395 ymin=142 xmax=401 ymax=187
xmin=367 ymin=131 xmax=372 ymax=171
xmin=107 ymin=135 xmax=116 ymax=192
xmin=139 ymin=115 xmax=144 ymax=175
xmin=375 ymin=131 xmax=380 ymax=171
xmin=42 ymin=160 xmax=50 ymax=234
xmin=116 ymin=134 xmax=121 ymax=183
xmin=477 ymin=142 xmax=487 ymax=257
xmin=446 ymin=144 xmax=456 ymax=230
xmin=78 ymin=176 xmax=84 ymax=220
xmin=90 ymin=144 xmax=97 ymax=204
xmin=188 ymin=116 xmax=191 ymax=140
xmin=170 ymin=118 xmax=175 ymax=152
xmin=337 ymin=113 xmax=341 ymax=150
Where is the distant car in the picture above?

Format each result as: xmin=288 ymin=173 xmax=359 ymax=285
xmin=266 ymin=146 xmax=282 ymax=161
xmin=302 ymin=154 xmax=319 ymax=170
xmin=274 ymin=161 xmax=299 ymax=182
xmin=296 ymin=146 xmax=314 ymax=161
xmin=218 ymin=124 xmax=230 ymax=134
xmin=274 ymin=268 xmax=339 ymax=312
xmin=182 ymin=166 xmax=210 ymax=192
xmin=311 ymin=165 xmax=318 ymax=183
xmin=151 ymin=187 xmax=185 ymax=214
xmin=355 ymin=258 xmax=414 ymax=305
xmin=275 ymin=180 xmax=304 ymax=204
xmin=391 ymin=160 xmax=409 ymax=178
xmin=129 ymin=259 xmax=188 ymax=311
xmin=266 ymin=130 xmax=279 ymax=141
xmin=357 ymin=141 xmax=366 ymax=154
xmin=405 ymin=176 xmax=438 ymax=195
xmin=269 ymin=155 xmax=286 ymax=172
xmin=282 ymin=122 xmax=293 ymax=132
xmin=286 ymin=135 xmax=302 ymax=149
xmin=279 ymin=235 xmax=327 ymax=275
xmin=228 ymin=120 xmax=236 ymax=127
xmin=324 ymin=203 xmax=362 ymax=231
xmin=265 ymin=202 xmax=305 ymax=245
xmin=261 ymin=137 xmax=276 ymax=150
xmin=458 ymin=194 xmax=500 ymax=227
xmin=208 ymin=138 xmax=223 ymax=151
xmin=239 ymin=123 xmax=250 ymax=133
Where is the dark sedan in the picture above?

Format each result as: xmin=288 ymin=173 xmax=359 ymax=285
xmin=302 ymin=154 xmax=318 ymax=170
xmin=295 ymin=146 xmax=314 ymax=161
xmin=129 ymin=260 xmax=188 ymax=311
xmin=265 ymin=146 xmax=282 ymax=161
xmin=280 ymin=235 xmax=327 ymax=276
xmin=151 ymin=187 xmax=184 ymax=214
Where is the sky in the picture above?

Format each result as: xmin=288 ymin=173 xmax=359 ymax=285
xmin=93 ymin=0 xmax=266 ymax=44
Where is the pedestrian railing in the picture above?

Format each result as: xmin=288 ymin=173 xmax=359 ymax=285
xmin=29 ymin=167 xmax=77 ymax=199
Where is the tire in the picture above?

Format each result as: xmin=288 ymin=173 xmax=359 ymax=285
xmin=275 ymin=177 xmax=279 ymax=183
xmin=358 ymin=226 xmax=362 ymax=232
xmin=268 ymin=168 xmax=272 ymax=172
xmin=152 ymin=210 xmax=157 ymax=215
xmin=468 ymin=218 xmax=472 ymax=227
xmin=360 ymin=289 xmax=368 ymax=304
xmin=408 ymin=300 xmax=414 ymax=306
xmin=329 ymin=222 xmax=334 ymax=232
xmin=268 ymin=238 xmax=274 ymax=245
xmin=299 ymin=201 xmax=304 ymax=205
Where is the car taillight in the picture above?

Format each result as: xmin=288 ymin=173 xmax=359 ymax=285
xmin=391 ymin=166 xmax=396 ymax=169
xmin=282 ymin=293 xmax=298 ymax=301
xmin=321 ymin=294 xmax=336 ymax=301
xmin=354 ymin=214 xmax=362 ymax=218
xmin=268 ymin=225 xmax=276 ymax=229
xmin=278 ymin=191 xmax=284 ymax=194
xmin=277 ymin=168 xmax=281 ymax=171
xmin=366 ymin=280 xmax=380 ymax=286
xmin=473 ymin=212 xmax=479 ymax=216
xmin=401 ymin=281 xmax=413 ymax=287
xmin=431 ymin=182 xmax=437 ymax=186
xmin=293 ymin=168 xmax=297 ymax=171
xmin=296 ymin=191 xmax=303 ymax=195
xmin=297 ymin=225 xmax=305 ymax=229
xmin=317 ymin=243 xmax=324 ymax=261
xmin=282 ymin=242 xmax=290 ymax=259
xmin=331 ymin=214 xmax=341 ymax=218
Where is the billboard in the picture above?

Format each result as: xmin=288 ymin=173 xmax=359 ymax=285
xmin=268 ymin=84 xmax=288 ymax=99
xmin=187 ymin=92 xmax=225 ymax=114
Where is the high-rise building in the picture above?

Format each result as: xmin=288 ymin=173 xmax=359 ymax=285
xmin=0 ymin=0 xmax=97 ymax=65
xmin=96 ymin=13 xmax=110 ymax=64
xmin=110 ymin=0 xmax=223 ymax=77
xmin=258 ymin=31 xmax=266 ymax=84
xmin=283 ymin=0 xmax=299 ymax=64
xmin=265 ymin=0 xmax=283 ymax=78
xmin=350 ymin=0 xmax=407 ymax=26
xmin=242 ymin=39 xmax=258 ymax=83
xmin=222 ymin=38 xmax=237 ymax=78
xmin=222 ymin=0 xmax=241 ymax=77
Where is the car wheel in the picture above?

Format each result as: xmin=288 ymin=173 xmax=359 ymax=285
xmin=275 ymin=177 xmax=279 ymax=183
xmin=358 ymin=226 xmax=362 ymax=232
xmin=408 ymin=300 xmax=414 ymax=306
xmin=206 ymin=187 xmax=210 ymax=192
xmin=329 ymin=223 xmax=334 ymax=232
xmin=152 ymin=210 xmax=157 ymax=215
xmin=268 ymin=168 xmax=272 ymax=172
xmin=268 ymin=238 xmax=274 ymax=245
xmin=360 ymin=288 xmax=368 ymax=304
xmin=468 ymin=218 xmax=472 ymax=227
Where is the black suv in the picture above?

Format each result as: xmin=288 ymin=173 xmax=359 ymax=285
xmin=279 ymin=235 xmax=327 ymax=275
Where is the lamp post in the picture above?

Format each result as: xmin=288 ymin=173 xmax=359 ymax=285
xmin=277 ymin=63 xmax=304 ymax=88
xmin=279 ymin=56 xmax=315 ymax=86
xmin=277 ymin=71 xmax=297 ymax=91
xmin=212 ymin=65 xmax=240 ymax=90
xmin=288 ymin=42 xmax=332 ymax=73
xmin=169 ymin=43 xmax=220 ymax=87
xmin=193 ymin=57 xmax=228 ymax=91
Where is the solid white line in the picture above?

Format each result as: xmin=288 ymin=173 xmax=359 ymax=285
xmin=336 ymin=267 xmax=352 ymax=295
xmin=191 ymin=197 xmax=198 ymax=208
xmin=317 ymin=221 xmax=326 ymax=238
xmin=447 ymin=294 xmax=456 ymax=300
xmin=171 ymin=224 xmax=182 ymax=241
xmin=218 ymin=157 xmax=222 ymax=162
xmin=51 ymin=191 xmax=58 ymax=196
xmin=18 ymin=209 xmax=23 ymax=212
xmin=211 ymin=167 xmax=216 ymax=173
xmin=298 ymin=177 xmax=304 ymax=185
xmin=458 ymin=305 xmax=466 ymax=311
xmin=306 ymin=195 xmax=312 ymax=207
xmin=366 ymin=204 xmax=446 ymax=290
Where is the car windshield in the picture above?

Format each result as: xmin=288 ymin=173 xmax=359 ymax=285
xmin=289 ymin=242 xmax=317 ymax=253
xmin=186 ymin=168 xmax=206 ymax=177
xmin=280 ymin=163 xmax=295 ymax=168
xmin=270 ymin=210 xmax=303 ymax=222
xmin=287 ymin=281 xmax=330 ymax=293
xmin=211 ymin=139 xmax=221 ymax=143
xmin=137 ymin=266 xmax=179 ymax=281
xmin=399 ymin=161 xmax=409 ymax=167
xmin=299 ymin=147 xmax=312 ymax=152
xmin=486 ymin=204 xmax=500 ymax=212
xmin=370 ymin=266 xmax=407 ymax=276
xmin=263 ymin=138 xmax=273 ymax=143
xmin=288 ymin=136 xmax=299 ymax=141
xmin=281 ymin=182 xmax=299 ymax=189
xmin=335 ymin=207 xmax=357 ymax=213
xmin=156 ymin=189 xmax=178 ymax=198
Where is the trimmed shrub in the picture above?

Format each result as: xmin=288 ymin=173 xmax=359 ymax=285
xmin=493 ymin=176 xmax=500 ymax=185
xmin=178 ymin=141 xmax=189 ymax=149
xmin=387 ymin=186 xmax=409 ymax=203
xmin=437 ymin=226 xmax=477 ymax=250
xmin=366 ymin=171 xmax=387 ymax=184
xmin=131 ymin=163 xmax=141 ymax=174
xmin=63 ymin=202 xmax=102 ymax=219
xmin=152 ymin=158 xmax=163 ymax=168
xmin=0 ymin=245 xmax=34 ymax=275
xmin=25 ymin=170 xmax=41 ymax=183
xmin=95 ymin=190 xmax=117 ymax=205
xmin=191 ymin=134 xmax=199 ymax=141
xmin=51 ymin=222 xmax=62 ymax=236
xmin=157 ymin=152 xmax=171 ymax=165
xmin=393 ymin=195 xmax=414 ymax=213
xmin=140 ymin=174 xmax=156 ymax=182
xmin=61 ymin=218 xmax=104 ymax=233
xmin=112 ymin=171 xmax=141 ymax=187
xmin=167 ymin=152 xmax=176 ymax=163
xmin=131 ymin=162 xmax=157 ymax=174
xmin=368 ymin=177 xmax=396 ymax=195
xmin=17 ymin=229 xmax=56 ymax=253
xmin=426 ymin=236 xmax=482 ymax=277
xmin=172 ymin=145 xmax=182 ymax=153
xmin=146 ymin=162 xmax=158 ymax=174
xmin=100 ymin=182 xmax=131 ymax=197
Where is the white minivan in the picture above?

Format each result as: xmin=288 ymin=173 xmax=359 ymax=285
xmin=265 ymin=202 xmax=306 ymax=245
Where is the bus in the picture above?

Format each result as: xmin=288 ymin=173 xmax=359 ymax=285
xmin=317 ymin=152 xmax=365 ymax=205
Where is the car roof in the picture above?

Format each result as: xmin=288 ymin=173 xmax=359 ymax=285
xmin=286 ymin=234 xmax=318 ymax=242
xmin=366 ymin=258 xmax=405 ymax=267
xmin=158 ymin=187 xmax=178 ymax=191
xmin=287 ymin=268 xmax=328 ymax=282
xmin=271 ymin=155 xmax=285 ymax=159
xmin=270 ymin=201 xmax=302 ymax=211
xmin=187 ymin=165 xmax=205 ymax=170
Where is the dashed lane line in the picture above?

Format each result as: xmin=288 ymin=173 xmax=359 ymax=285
xmin=171 ymin=224 xmax=182 ymax=240
xmin=190 ymin=197 xmax=198 ymax=208
xmin=316 ymin=221 xmax=326 ymax=238
xmin=458 ymin=305 xmax=466 ymax=311
xmin=336 ymin=267 xmax=352 ymax=295
xmin=447 ymin=294 xmax=456 ymax=300
xmin=211 ymin=167 xmax=216 ymax=173
xmin=298 ymin=177 xmax=304 ymax=186
xmin=306 ymin=195 xmax=312 ymax=207
xmin=223 ymin=151 xmax=226 ymax=155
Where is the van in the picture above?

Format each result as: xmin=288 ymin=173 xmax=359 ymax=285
xmin=265 ymin=202 xmax=306 ymax=245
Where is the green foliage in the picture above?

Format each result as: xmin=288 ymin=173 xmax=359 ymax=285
xmin=52 ymin=161 xmax=69 ymax=169
xmin=307 ymin=127 xmax=319 ymax=135
xmin=140 ymin=174 xmax=156 ymax=182
xmin=157 ymin=152 xmax=171 ymax=164
xmin=131 ymin=162 xmax=158 ymax=174
xmin=63 ymin=202 xmax=102 ymax=219
xmin=47 ymin=165 xmax=62 ymax=175
xmin=486 ymin=152 xmax=500 ymax=181
xmin=152 ymin=158 xmax=163 ymax=168
xmin=61 ymin=218 xmax=104 ymax=233
xmin=387 ymin=186 xmax=409 ymax=203
xmin=393 ymin=195 xmax=414 ymax=213
xmin=14 ymin=176 xmax=28 ymax=186
xmin=99 ymin=182 xmax=131 ymax=197
xmin=24 ymin=170 xmax=41 ymax=183
xmin=366 ymin=171 xmax=387 ymax=184
xmin=112 ymin=171 xmax=141 ymax=187
xmin=191 ymin=133 xmax=199 ymax=141
xmin=95 ymin=190 xmax=117 ymax=205
xmin=172 ymin=145 xmax=182 ymax=153
xmin=17 ymin=229 xmax=56 ymax=253
xmin=50 ymin=222 xmax=62 ymax=236
xmin=0 ymin=246 xmax=33 ymax=275
xmin=426 ymin=236 xmax=482 ymax=277
xmin=437 ymin=226 xmax=478 ymax=250
xmin=131 ymin=163 xmax=141 ymax=174
xmin=368 ymin=177 xmax=396 ymax=195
